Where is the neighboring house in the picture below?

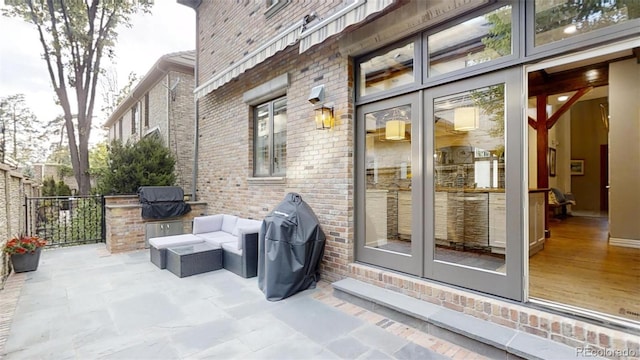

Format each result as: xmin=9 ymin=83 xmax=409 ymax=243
xmin=103 ymin=51 xmax=195 ymax=196
xmin=32 ymin=163 xmax=79 ymax=192
xmin=179 ymin=0 xmax=639 ymax=354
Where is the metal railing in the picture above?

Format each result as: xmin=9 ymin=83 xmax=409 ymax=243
xmin=24 ymin=195 xmax=105 ymax=247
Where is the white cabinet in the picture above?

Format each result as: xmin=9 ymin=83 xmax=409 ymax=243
xmin=434 ymin=192 xmax=448 ymax=242
xmin=529 ymin=191 xmax=546 ymax=256
xmin=365 ymin=190 xmax=388 ymax=247
xmin=397 ymin=191 xmax=412 ymax=239
xmin=145 ymin=220 xmax=184 ymax=248
xmin=489 ymin=193 xmax=506 ymax=254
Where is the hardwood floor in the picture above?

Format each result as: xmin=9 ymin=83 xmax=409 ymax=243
xmin=529 ymin=215 xmax=640 ymax=323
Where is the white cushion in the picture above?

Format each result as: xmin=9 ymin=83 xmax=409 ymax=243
xmin=197 ymin=231 xmax=237 ymax=247
xmin=233 ymin=219 xmax=262 ymax=250
xmin=149 ymin=234 xmax=203 ymax=249
xmin=193 ymin=215 xmax=223 ymax=234
xmin=221 ymin=242 xmax=243 ymax=256
xmin=221 ymin=215 xmax=238 ymax=234
xmin=232 ymin=218 xmax=262 ymax=236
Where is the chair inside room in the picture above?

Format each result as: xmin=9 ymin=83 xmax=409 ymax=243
xmin=548 ymin=188 xmax=576 ymax=220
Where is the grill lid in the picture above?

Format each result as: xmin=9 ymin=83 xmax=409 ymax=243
xmin=138 ymin=186 xmax=191 ymax=219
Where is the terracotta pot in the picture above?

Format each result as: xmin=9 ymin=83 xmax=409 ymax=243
xmin=10 ymin=247 xmax=42 ymax=273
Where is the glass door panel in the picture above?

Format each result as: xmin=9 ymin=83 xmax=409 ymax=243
xmin=433 ymin=85 xmax=506 ymax=273
xmin=357 ymin=94 xmax=422 ymax=275
xmin=425 ymin=68 xmax=523 ymax=301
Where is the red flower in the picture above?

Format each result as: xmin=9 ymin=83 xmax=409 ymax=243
xmin=3 ymin=233 xmax=47 ymax=255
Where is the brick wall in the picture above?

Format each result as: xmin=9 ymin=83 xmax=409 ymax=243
xmin=147 ymin=77 xmax=169 ymax=140
xmin=197 ymin=39 xmax=354 ymax=281
xmin=197 ymin=0 xmax=347 ymax=85
xmin=168 ymin=70 xmax=195 ymax=196
xmin=0 ymin=165 xmax=39 ymax=288
xmin=104 ymin=195 xmax=207 ymax=253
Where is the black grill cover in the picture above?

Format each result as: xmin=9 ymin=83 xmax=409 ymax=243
xmin=138 ymin=186 xmax=191 ymax=219
xmin=258 ymin=193 xmax=326 ymax=301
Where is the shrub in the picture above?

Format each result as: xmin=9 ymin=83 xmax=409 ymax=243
xmin=95 ymin=134 xmax=176 ymax=195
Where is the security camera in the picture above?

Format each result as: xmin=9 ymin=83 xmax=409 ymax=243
xmin=308 ymin=85 xmax=325 ymax=104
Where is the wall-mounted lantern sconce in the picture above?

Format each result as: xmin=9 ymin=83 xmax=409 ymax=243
xmin=315 ymin=106 xmax=334 ymax=130
xmin=453 ymin=106 xmax=479 ymax=131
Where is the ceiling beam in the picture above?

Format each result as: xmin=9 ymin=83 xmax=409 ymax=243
xmin=529 ymin=63 xmax=608 ymax=97
xmin=546 ymin=87 xmax=592 ymax=129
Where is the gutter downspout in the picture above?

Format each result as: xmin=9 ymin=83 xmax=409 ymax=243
xmin=191 ymin=7 xmax=199 ymax=201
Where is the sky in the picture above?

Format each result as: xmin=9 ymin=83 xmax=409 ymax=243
xmin=0 ymin=1 xmax=196 ymax=145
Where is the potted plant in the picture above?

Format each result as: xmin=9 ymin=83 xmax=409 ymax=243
xmin=3 ymin=234 xmax=47 ymax=273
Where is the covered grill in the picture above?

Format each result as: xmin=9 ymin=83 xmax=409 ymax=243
xmin=258 ymin=193 xmax=326 ymax=301
xmin=138 ymin=186 xmax=191 ymax=219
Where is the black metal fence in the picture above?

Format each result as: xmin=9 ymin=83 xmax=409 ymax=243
xmin=24 ymin=195 xmax=105 ymax=247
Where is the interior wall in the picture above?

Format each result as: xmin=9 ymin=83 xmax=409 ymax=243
xmin=609 ymin=58 xmax=640 ymax=244
xmin=570 ymin=97 xmax=608 ymax=211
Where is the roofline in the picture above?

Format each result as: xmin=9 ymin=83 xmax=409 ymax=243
xmin=177 ymin=0 xmax=201 ymax=9
xmin=103 ymin=51 xmax=195 ymax=128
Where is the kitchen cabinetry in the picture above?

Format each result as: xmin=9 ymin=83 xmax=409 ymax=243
xmin=365 ymin=190 xmax=388 ymax=247
xmin=397 ymin=191 xmax=412 ymax=239
xmin=145 ymin=220 xmax=184 ymax=248
xmin=434 ymin=192 xmax=447 ymax=242
xmin=529 ymin=190 xmax=546 ymax=256
xmin=489 ymin=193 xmax=506 ymax=254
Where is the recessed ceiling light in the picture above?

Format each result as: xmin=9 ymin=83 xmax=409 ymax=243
xmin=564 ymin=25 xmax=577 ymax=34
xmin=558 ymin=95 xmax=569 ymax=102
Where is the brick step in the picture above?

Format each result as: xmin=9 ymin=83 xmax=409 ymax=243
xmin=332 ymin=278 xmax=603 ymax=360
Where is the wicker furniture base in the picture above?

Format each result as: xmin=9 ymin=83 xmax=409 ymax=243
xmin=166 ymin=243 xmax=222 ymax=278
xmin=149 ymin=234 xmax=204 ymax=269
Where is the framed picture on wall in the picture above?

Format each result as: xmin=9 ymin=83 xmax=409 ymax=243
xmin=570 ymin=159 xmax=584 ymax=175
xmin=548 ymin=148 xmax=556 ymax=177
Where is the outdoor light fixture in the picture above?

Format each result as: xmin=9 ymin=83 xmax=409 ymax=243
xmin=454 ymin=106 xmax=479 ymax=131
xmin=315 ymin=106 xmax=333 ymax=130
xmin=557 ymin=95 xmax=569 ymax=102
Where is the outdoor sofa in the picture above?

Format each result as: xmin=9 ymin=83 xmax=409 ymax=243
xmin=149 ymin=214 xmax=262 ymax=278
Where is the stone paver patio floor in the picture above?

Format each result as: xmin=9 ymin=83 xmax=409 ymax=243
xmin=0 ymin=244 xmax=486 ymax=359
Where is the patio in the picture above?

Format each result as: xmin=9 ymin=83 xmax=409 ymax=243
xmin=0 ymin=244 xmax=483 ymax=359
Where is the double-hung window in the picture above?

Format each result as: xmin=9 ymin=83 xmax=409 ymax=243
xmin=254 ymin=96 xmax=287 ymax=177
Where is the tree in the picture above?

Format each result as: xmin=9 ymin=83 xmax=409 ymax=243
xmin=0 ymin=94 xmax=48 ymax=166
xmin=100 ymin=69 xmax=138 ymax=116
xmin=88 ymin=140 xmax=108 ymax=177
xmin=95 ymin=134 xmax=176 ymax=195
xmin=3 ymin=0 xmax=152 ymax=195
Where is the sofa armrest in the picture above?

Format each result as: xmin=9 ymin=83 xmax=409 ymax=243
xmin=240 ymin=232 xmax=259 ymax=278
xmin=236 ymin=226 xmax=261 ymax=250
xmin=193 ymin=214 xmax=223 ymax=234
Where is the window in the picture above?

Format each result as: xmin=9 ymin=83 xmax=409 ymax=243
xmin=533 ymin=0 xmax=640 ymax=47
xmin=254 ymin=96 xmax=286 ymax=177
xmin=358 ymin=40 xmax=415 ymax=98
xmin=427 ymin=5 xmax=513 ymax=78
xmin=144 ymin=93 xmax=149 ymax=128
xmin=131 ymin=103 xmax=138 ymax=135
xmin=265 ymin=0 xmax=289 ymax=19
